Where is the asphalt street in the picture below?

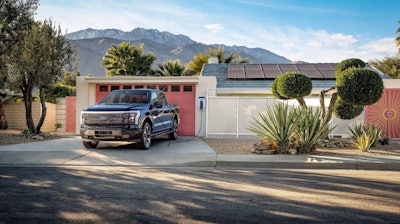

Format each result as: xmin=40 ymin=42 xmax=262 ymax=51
xmin=1 ymin=167 xmax=399 ymax=223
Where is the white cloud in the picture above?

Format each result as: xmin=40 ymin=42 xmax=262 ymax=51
xmin=203 ymin=24 xmax=225 ymax=34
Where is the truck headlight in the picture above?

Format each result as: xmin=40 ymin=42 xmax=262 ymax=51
xmin=129 ymin=112 xmax=139 ymax=125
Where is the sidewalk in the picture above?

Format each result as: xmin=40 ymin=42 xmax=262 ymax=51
xmin=0 ymin=136 xmax=399 ymax=170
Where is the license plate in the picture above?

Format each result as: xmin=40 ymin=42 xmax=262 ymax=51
xmin=95 ymin=131 xmax=112 ymax=135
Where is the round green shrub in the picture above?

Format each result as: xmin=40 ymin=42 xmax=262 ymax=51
xmin=336 ymin=68 xmax=383 ymax=106
xmin=275 ymin=72 xmax=312 ymax=99
xmin=334 ymin=97 xmax=364 ymax=119
xmin=271 ymin=75 xmax=289 ymax=100
xmin=335 ymin=58 xmax=366 ymax=75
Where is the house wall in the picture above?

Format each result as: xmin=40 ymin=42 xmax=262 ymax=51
xmin=4 ymin=101 xmax=56 ymax=132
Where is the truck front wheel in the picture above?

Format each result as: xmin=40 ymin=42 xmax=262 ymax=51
xmin=138 ymin=122 xmax=151 ymax=149
xmin=83 ymin=141 xmax=99 ymax=149
xmin=169 ymin=119 xmax=178 ymax=140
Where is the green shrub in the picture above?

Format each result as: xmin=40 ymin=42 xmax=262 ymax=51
xmin=271 ymin=75 xmax=289 ymax=100
xmin=275 ymin=72 xmax=312 ymax=99
xmin=335 ymin=58 xmax=366 ymax=74
xmin=336 ymin=68 xmax=384 ymax=106
xmin=248 ymin=102 xmax=298 ymax=154
xmin=45 ymin=83 xmax=76 ymax=103
xmin=351 ymin=131 xmax=374 ymax=152
xmin=334 ymin=97 xmax=364 ymax=119
xmin=293 ymin=106 xmax=336 ymax=154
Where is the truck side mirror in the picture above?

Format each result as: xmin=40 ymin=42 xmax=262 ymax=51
xmin=153 ymin=101 xmax=163 ymax=108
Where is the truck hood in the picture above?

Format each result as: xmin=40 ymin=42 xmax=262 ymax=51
xmin=83 ymin=104 xmax=148 ymax=112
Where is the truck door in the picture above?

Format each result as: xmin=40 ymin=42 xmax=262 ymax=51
xmin=158 ymin=92 xmax=173 ymax=129
xmin=150 ymin=92 xmax=163 ymax=133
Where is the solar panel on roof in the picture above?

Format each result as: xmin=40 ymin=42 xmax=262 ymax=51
xmin=227 ymin=70 xmax=245 ymax=79
xmin=299 ymin=70 xmax=324 ymax=79
xmin=313 ymin=63 xmax=337 ymax=70
xmin=279 ymin=64 xmax=299 ymax=70
xmin=296 ymin=64 xmax=316 ymax=70
xmin=228 ymin=64 xmax=244 ymax=70
xmin=263 ymin=70 xmax=283 ymax=79
xmin=245 ymin=70 xmax=264 ymax=79
xmin=245 ymin=64 xmax=262 ymax=70
xmin=262 ymin=64 xmax=281 ymax=71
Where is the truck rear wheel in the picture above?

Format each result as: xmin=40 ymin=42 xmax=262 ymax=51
xmin=138 ymin=122 xmax=151 ymax=149
xmin=83 ymin=141 xmax=99 ymax=149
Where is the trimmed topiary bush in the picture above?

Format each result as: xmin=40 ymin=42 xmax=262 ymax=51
xmin=335 ymin=58 xmax=366 ymax=74
xmin=334 ymin=97 xmax=364 ymax=119
xmin=275 ymin=72 xmax=312 ymax=99
xmin=271 ymin=75 xmax=289 ymax=100
xmin=336 ymin=68 xmax=384 ymax=106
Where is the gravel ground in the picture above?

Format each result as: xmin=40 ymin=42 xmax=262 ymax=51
xmin=1 ymin=130 xmax=399 ymax=157
xmin=202 ymin=138 xmax=400 ymax=157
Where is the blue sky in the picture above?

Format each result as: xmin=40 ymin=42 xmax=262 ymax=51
xmin=35 ymin=0 xmax=399 ymax=63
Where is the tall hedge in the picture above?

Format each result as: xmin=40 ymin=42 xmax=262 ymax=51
xmin=334 ymin=97 xmax=364 ymax=119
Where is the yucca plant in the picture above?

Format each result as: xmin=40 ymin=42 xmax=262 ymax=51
xmin=247 ymin=102 xmax=298 ymax=154
xmin=294 ymin=106 xmax=336 ymax=154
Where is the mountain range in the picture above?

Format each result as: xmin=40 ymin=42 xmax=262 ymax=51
xmin=66 ymin=28 xmax=291 ymax=76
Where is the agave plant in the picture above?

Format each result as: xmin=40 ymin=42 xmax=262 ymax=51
xmin=348 ymin=123 xmax=382 ymax=148
xmin=293 ymin=107 xmax=336 ymax=154
xmin=247 ymin=102 xmax=298 ymax=154
xmin=351 ymin=131 xmax=375 ymax=152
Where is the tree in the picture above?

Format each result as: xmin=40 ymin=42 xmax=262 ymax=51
xmin=270 ymin=58 xmax=384 ymax=126
xmin=186 ymin=46 xmax=250 ymax=75
xmin=0 ymin=0 xmax=38 ymax=57
xmin=271 ymin=72 xmax=312 ymax=107
xmin=100 ymin=42 xmax=156 ymax=76
xmin=369 ymin=56 xmax=400 ymax=79
xmin=5 ymin=19 xmax=76 ymax=134
xmin=155 ymin=59 xmax=188 ymax=76
xmin=0 ymin=0 xmax=38 ymax=130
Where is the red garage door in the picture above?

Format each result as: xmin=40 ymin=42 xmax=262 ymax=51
xmin=95 ymin=84 xmax=195 ymax=136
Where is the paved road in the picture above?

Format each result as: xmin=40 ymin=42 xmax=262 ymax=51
xmin=1 ymin=167 xmax=399 ymax=223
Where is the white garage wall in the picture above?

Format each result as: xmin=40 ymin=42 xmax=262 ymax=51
xmin=205 ymin=95 xmax=365 ymax=138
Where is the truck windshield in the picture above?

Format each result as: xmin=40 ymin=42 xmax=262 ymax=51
xmin=99 ymin=90 xmax=150 ymax=104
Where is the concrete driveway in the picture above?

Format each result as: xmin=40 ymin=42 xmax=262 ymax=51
xmin=0 ymin=136 xmax=217 ymax=167
xmin=1 ymin=136 xmax=400 ymax=169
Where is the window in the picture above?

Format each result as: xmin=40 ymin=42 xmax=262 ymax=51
xmin=99 ymin=85 xmax=108 ymax=92
xmin=159 ymin=85 xmax=168 ymax=92
xmin=123 ymin=85 xmax=131 ymax=89
xmin=171 ymin=85 xmax=180 ymax=92
xmin=135 ymin=85 xmax=144 ymax=89
xmin=158 ymin=92 xmax=168 ymax=106
xmin=183 ymin=85 xmax=193 ymax=92
xmin=111 ymin=85 xmax=120 ymax=91
xmin=147 ymin=85 xmax=156 ymax=89
xmin=151 ymin=92 xmax=159 ymax=104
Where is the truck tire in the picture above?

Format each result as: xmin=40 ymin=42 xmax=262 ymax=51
xmin=83 ymin=141 xmax=99 ymax=149
xmin=169 ymin=119 xmax=178 ymax=140
xmin=138 ymin=122 xmax=151 ymax=149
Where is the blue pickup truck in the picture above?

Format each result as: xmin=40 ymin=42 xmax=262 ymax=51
xmin=80 ymin=89 xmax=180 ymax=149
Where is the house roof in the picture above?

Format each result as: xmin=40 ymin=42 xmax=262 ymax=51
xmin=201 ymin=63 xmax=388 ymax=89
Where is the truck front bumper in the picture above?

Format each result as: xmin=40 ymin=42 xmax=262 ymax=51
xmin=80 ymin=126 xmax=142 ymax=142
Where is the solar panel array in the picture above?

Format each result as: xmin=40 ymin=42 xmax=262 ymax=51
xmin=227 ymin=63 xmax=338 ymax=80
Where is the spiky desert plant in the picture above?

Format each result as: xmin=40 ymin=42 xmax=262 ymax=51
xmin=349 ymin=123 xmax=382 ymax=148
xmin=294 ymin=106 xmax=336 ymax=154
xmin=351 ymin=131 xmax=374 ymax=152
xmin=248 ymin=102 xmax=298 ymax=154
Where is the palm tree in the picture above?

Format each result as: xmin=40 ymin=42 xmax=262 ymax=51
xmin=100 ymin=42 xmax=155 ymax=76
xmin=208 ymin=46 xmax=249 ymax=63
xmin=186 ymin=46 xmax=250 ymax=75
xmin=155 ymin=59 xmax=188 ymax=76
